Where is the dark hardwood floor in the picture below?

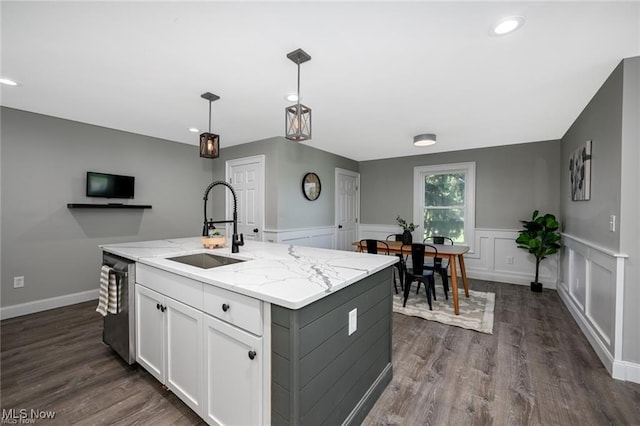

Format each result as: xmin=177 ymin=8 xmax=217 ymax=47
xmin=1 ymin=280 xmax=639 ymax=425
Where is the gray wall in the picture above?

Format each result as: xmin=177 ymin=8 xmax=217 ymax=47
xmin=560 ymin=62 xmax=623 ymax=250
xmin=359 ymin=140 xmax=561 ymax=229
xmin=274 ymin=140 xmax=358 ymax=229
xmin=1 ymin=107 xmax=213 ymax=307
xmin=561 ymin=57 xmax=640 ymax=364
xmin=208 ymin=137 xmax=358 ymax=230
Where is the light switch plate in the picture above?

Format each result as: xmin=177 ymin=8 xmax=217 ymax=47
xmin=610 ymin=215 xmax=616 ymax=232
xmin=348 ymin=308 xmax=357 ymax=335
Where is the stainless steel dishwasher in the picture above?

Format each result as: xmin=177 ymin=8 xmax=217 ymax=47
xmin=102 ymin=252 xmax=136 ymax=364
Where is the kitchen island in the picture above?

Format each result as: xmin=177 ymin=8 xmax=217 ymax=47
xmin=101 ymin=237 xmax=396 ymax=426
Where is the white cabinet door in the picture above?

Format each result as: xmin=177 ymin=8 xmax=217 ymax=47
xmin=166 ymin=297 xmax=204 ymax=416
xmin=204 ymin=314 xmax=262 ymax=426
xmin=135 ymin=284 xmax=164 ymax=382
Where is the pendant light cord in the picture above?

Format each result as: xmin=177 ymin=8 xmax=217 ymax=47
xmin=208 ymin=101 xmax=212 ymax=133
xmin=297 ymin=58 xmax=301 ymax=123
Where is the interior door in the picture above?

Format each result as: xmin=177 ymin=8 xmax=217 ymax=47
xmin=225 ymin=155 xmax=265 ymax=242
xmin=335 ymin=168 xmax=360 ymax=251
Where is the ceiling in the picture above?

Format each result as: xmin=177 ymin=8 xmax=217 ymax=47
xmin=2 ymin=1 xmax=638 ymax=161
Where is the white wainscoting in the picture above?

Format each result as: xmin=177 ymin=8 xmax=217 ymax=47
xmin=558 ymin=234 xmax=637 ymax=383
xmin=263 ymin=226 xmax=336 ymax=249
xmin=359 ymin=225 xmax=558 ymax=287
xmin=465 ymin=228 xmax=558 ymax=288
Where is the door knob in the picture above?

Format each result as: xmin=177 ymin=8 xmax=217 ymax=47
xmin=253 ymin=228 xmax=259 ymax=233
xmin=222 ymin=303 xmax=230 ymax=312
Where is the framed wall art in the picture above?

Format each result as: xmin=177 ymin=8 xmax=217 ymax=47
xmin=569 ymin=140 xmax=592 ymax=201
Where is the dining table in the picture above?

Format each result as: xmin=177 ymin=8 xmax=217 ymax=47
xmin=354 ymin=240 xmax=470 ymax=315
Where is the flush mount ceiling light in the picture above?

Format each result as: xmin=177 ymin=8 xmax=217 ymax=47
xmin=285 ymin=48 xmax=312 ymax=142
xmin=490 ymin=15 xmax=525 ymax=36
xmin=413 ymin=133 xmax=437 ymax=147
xmin=0 ymin=78 xmax=18 ymax=86
xmin=188 ymin=127 xmax=199 ymax=133
xmin=199 ymin=92 xmax=220 ymax=159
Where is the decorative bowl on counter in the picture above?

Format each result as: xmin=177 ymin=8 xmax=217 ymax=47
xmin=202 ymin=236 xmax=226 ymax=249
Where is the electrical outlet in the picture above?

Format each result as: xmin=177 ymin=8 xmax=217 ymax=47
xmin=348 ymin=308 xmax=357 ymax=336
xmin=13 ymin=276 xmax=24 ymax=288
xmin=506 ymin=256 xmax=514 ymax=265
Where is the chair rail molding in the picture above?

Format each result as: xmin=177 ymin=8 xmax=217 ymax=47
xmin=558 ymin=233 xmax=637 ymax=383
xmin=358 ymin=226 xmax=557 ymax=287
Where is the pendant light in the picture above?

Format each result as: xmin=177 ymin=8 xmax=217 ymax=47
xmin=285 ymin=48 xmax=312 ymax=141
xmin=199 ymin=92 xmax=220 ymax=158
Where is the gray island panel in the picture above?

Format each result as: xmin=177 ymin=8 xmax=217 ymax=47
xmin=271 ymin=268 xmax=394 ymax=425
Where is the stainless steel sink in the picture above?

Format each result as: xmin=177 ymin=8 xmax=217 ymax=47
xmin=167 ymin=253 xmax=245 ymax=269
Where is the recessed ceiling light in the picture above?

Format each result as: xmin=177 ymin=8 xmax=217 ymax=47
xmin=0 ymin=78 xmax=18 ymax=86
xmin=188 ymin=127 xmax=199 ymax=133
xmin=490 ymin=16 xmax=525 ymax=36
xmin=285 ymin=93 xmax=299 ymax=102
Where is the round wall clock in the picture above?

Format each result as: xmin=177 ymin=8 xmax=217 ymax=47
xmin=302 ymin=172 xmax=321 ymax=201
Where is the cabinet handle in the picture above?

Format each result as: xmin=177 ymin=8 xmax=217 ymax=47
xmin=156 ymin=303 xmax=161 ymax=311
xmin=253 ymin=228 xmax=259 ymax=233
xmin=222 ymin=303 xmax=230 ymax=312
xmin=161 ymin=305 xmax=166 ymax=312
xmin=248 ymin=350 xmax=257 ymax=360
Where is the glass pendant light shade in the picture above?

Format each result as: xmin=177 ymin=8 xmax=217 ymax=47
xmin=199 ymin=92 xmax=220 ymax=159
xmin=199 ymin=132 xmax=220 ymax=158
xmin=285 ymin=48 xmax=312 ymax=141
xmin=285 ymin=103 xmax=312 ymax=141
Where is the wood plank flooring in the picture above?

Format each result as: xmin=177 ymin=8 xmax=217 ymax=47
xmin=1 ymin=280 xmax=639 ymax=425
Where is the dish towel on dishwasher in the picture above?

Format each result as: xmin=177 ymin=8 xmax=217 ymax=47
xmin=96 ymin=265 xmax=119 ymax=316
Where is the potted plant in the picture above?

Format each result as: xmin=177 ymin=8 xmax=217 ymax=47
xmin=396 ymin=215 xmax=418 ymax=244
xmin=203 ymin=230 xmax=227 ymax=249
xmin=515 ymin=210 xmax=561 ymax=292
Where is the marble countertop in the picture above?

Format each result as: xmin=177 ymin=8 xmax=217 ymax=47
xmin=101 ymin=237 xmax=397 ymax=310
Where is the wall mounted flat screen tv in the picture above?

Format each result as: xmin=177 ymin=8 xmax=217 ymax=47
xmin=86 ymin=172 xmax=135 ymax=199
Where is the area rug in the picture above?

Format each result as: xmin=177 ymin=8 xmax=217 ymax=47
xmin=393 ymin=282 xmax=495 ymax=334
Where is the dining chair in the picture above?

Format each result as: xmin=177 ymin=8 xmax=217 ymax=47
xmin=423 ymin=235 xmax=453 ymax=299
xmin=359 ymin=239 xmax=398 ymax=294
xmin=358 ymin=239 xmax=390 ymax=255
xmin=402 ymin=243 xmax=437 ymax=310
xmin=386 ymin=234 xmax=405 ymax=293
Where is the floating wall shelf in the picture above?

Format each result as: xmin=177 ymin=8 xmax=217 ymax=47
xmin=67 ymin=203 xmax=152 ymax=209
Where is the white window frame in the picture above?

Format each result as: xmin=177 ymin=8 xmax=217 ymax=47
xmin=413 ymin=162 xmax=475 ymax=252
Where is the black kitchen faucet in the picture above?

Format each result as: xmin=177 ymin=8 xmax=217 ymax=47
xmin=203 ymin=181 xmax=244 ymax=253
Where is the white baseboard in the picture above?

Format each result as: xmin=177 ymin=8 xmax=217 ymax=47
xmin=464 ymin=270 xmax=556 ymax=289
xmin=613 ymin=360 xmax=640 ymax=384
xmin=0 ymin=289 xmax=99 ymax=320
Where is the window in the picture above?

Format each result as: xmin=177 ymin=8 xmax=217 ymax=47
xmin=413 ymin=162 xmax=475 ymax=249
